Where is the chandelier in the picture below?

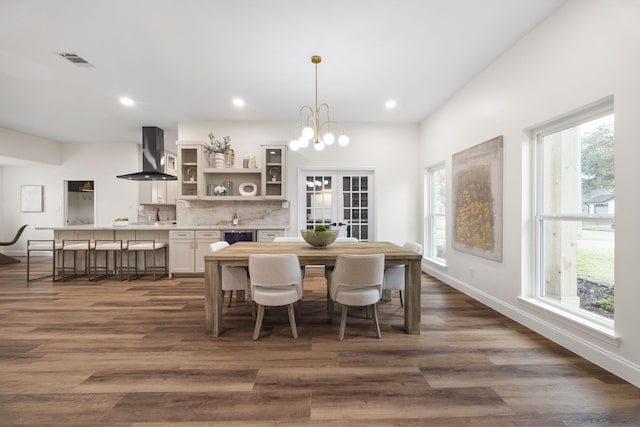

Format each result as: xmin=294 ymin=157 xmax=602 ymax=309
xmin=289 ymin=55 xmax=349 ymax=152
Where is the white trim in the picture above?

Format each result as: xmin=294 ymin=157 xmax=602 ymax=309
xmin=423 ymin=264 xmax=640 ymax=388
xmin=532 ymin=100 xmax=615 ymax=324
xmin=517 ymin=297 xmax=617 ymax=347
xmin=424 ymin=256 xmax=446 ymax=269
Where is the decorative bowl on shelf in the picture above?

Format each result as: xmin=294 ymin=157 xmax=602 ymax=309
xmin=300 ymin=229 xmax=339 ymax=248
xmin=113 ymin=219 xmax=129 ymax=227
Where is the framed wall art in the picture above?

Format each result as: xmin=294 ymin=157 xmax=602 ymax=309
xmin=452 ymin=136 xmax=503 ymax=262
xmin=20 ymin=185 xmax=43 ymax=212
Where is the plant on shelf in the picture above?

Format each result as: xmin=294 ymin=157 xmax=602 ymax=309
xmin=204 ymin=133 xmax=231 ymax=168
xmin=204 ymin=133 xmax=231 ymax=154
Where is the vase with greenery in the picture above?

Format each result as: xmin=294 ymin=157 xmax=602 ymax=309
xmin=204 ymin=133 xmax=231 ymax=168
xmin=300 ymin=224 xmax=339 ymax=248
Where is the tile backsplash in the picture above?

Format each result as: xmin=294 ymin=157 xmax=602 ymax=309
xmin=176 ymin=200 xmax=288 ymax=227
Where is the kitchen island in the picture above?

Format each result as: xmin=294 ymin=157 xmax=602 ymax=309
xmin=38 ymin=224 xmax=288 ymax=276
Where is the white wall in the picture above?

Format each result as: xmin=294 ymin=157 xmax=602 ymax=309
xmin=1 ymin=140 xmax=140 ymax=253
xmin=179 ymin=120 xmax=421 ymax=243
xmin=420 ymin=0 xmax=640 ymax=386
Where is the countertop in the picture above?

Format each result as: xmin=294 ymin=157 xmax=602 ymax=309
xmin=37 ymin=224 xmax=288 ymax=231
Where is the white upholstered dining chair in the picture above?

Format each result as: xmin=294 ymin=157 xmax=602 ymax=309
xmin=209 ymin=241 xmax=250 ymax=306
xmin=382 ymin=241 xmax=422 ymax=307
xmin=249 ymin=254 xmax=303 ymax=340
xmin=327 ymin=253 xmax=385 ymax=341
xmin=273 ymin=237 xmax=304 ymax=242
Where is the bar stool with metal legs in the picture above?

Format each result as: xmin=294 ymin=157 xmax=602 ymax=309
xmin=60 ymin=240 xmax=94 ymax=281
xmin=26 ymin=240 xmax=62 ymax=282
xmin=125 ymin=240 xmax=168 ymax=281
xmin=93 ymin=240 xmax=125 ymax=281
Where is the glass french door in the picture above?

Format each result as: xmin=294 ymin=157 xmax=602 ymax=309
xmin=298 ymin=170 xmax=375 ymax=241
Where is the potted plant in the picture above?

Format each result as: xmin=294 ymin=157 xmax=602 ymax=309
xmin=204 ymin=133 xmax=231 ymax=168
xmin=300 ymin=224 xmax=339 ymax=248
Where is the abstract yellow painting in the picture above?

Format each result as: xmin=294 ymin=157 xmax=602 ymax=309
xmin=452 ymin=136 xmax=503 ymax=262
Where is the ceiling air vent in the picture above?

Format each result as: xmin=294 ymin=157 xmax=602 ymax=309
xmin=58 ymin=52 xmax=94 ymax=67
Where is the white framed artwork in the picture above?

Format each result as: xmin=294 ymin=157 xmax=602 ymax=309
xmin=20 ymin=185 xmax=43 ymax=212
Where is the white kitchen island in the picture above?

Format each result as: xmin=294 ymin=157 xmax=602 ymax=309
xmin=38 ymin=224 xmax=287 ymax=277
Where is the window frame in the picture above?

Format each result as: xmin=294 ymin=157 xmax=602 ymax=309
xmin=533 ymin=98 xmax=614 ymax=327
xmin=426 ymin=162 xmax=446 ymax=266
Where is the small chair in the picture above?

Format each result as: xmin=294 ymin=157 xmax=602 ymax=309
xmin=27 ymin=239 xmax=62 ymax=282
xmin=125 ymin=240 xmax=168 ymax=281
xmin=249 ymin=254 xmax=303 ymax=340
xmin=209 ymin=241 xmax=250 ymax=306
xmin=60 ymin=240 xmax=95 ymax=281
xmin=0 ymin=224 xmax=28 ymax=265
xmin=335 ymin=237 xmax=358 ymax=242
xmin=272 ymin=236 xmax=307 ymax=313
xmin=383 ymin=241 xmax=423 ymax=307
xmin=328 ymin=253 xmax=385 ymax=341
xmin=273 ymin=237 xmax=304 ymax=242
xmin=93 ymin=240 xmax=125 ymax=281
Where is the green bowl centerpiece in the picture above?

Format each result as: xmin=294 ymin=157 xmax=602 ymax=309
xmin=300 ymin=225 xmax=339 ymax=248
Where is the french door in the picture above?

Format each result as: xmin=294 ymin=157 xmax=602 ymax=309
xmin=298 ymin=170 xmax=375 ymax=241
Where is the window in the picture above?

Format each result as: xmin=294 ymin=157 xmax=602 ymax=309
xmin=427 ymin=164 xmax=446 ymax=263
xmin=535 ymin=102 xmax=614 ymax=323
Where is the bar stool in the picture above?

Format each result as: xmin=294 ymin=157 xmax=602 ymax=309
xmin=125 ymin=240 xmax=168 ymax=281
xmin=26 ymin=240 xmax=62 ymax=282
xmin=61 ymin=240 xmax=94 ymax=281
xmin=93 ymin=240 xmax=125 ymax=281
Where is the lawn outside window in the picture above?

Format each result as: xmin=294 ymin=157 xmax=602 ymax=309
xmin=534 ymin=99 xmax=614 ymax=325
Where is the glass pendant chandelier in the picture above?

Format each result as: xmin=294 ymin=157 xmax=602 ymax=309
xmin=289 ymin=55 xmax=349 ymax=152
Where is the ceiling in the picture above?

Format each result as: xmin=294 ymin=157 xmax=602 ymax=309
xmin=0 ymin=0 xmax=566 ymax=154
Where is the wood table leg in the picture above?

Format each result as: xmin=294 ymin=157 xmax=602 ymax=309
xmin=204 ymin=260 xmax=223 ymax=336
xmin=404 ymin=259 xmax=421 ymax=334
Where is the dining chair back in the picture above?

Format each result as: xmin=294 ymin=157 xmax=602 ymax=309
xmin=273 ymin=237 xmax=304 ymax=242
xmin=209 ymin=241 xmax=250 ymax=306
xmin=249 ymin=254 xmax=303 ymax=340
xmin=382 ymin=241 xmax=423 ymax=307
xmin=328 ymin=253 xmax=385 ymax=340
xmin=335 ymin=237 xmax=358 ymax=242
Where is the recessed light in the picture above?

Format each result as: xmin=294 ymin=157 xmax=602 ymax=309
xmin=232 ymin=98 xmax=245 ymax=107
xmin=119 ymin=96 xmax=135 ymax=107
xmin=385 ymin=99 xmax=397 ymax=109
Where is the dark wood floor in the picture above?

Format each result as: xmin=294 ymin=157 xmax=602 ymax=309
xmin=1 ymin=257 xmax=639 ymax=426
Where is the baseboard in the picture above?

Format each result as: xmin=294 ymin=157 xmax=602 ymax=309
xmin=422 ymin=264 xmax=640 ymax=388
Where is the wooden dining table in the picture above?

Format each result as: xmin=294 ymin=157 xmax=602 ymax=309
xmin=203 ymin=241 xmax=423 ymax=336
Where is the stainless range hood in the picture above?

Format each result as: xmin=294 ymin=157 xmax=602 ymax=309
xmin=117 ymin=127 xmax=177 ymax=181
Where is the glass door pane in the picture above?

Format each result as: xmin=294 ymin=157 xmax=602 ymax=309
xmin=299 ymin=170 xmax=375 ymax=241
xmin=303 ymin=174 xmax=336 ymax=230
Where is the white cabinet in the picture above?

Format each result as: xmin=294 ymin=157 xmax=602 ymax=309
xmin=176 ymin=142 xmax=287 ymax=201
xmin=169 ymin=230 xmax=195 ymax=274
xmin=195 ymin=230 xmax=220 ymax=273
xmin=257 ymin=229 xmax=284 ymax=242
xmin=139 ymin=181 xmax=177 ymax=205
xmin=262 ymin=145 xmax=286 ymax=200
xmin=169 ymin=229 xmax=221 ymax=275
xmin=177 ymin=142 xmax=204 ymax=199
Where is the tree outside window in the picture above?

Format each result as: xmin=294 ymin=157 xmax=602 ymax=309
xmin=537 ymin=112 xmax=614 ymax=320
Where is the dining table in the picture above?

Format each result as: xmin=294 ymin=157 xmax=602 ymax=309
xmin=203 ymin=241 xmax=423 ymax=336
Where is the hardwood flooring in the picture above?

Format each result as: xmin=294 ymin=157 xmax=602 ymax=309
xmin=1 ymin=257 xmax=639 ymax=426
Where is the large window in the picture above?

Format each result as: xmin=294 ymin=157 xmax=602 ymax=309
xmin=427 ymin=164 xmax=446 ymax=263
xmin=535 ymin=103 xmax=614 ymax=323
